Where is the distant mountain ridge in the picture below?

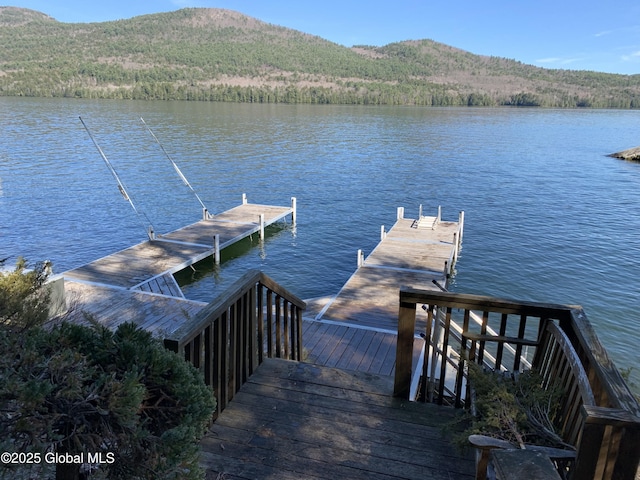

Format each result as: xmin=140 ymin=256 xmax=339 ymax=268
xmin=1 ymin=6 xmax=639 ymax=107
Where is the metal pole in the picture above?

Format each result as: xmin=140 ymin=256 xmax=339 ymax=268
xmin=140 ymin=117 xmax=210 ymax=217
xmin=79 ymin=116 xmax=155 ymax=240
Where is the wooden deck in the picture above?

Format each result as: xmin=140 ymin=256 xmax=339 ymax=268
xmin=201 ymin=358 xmax=475 ymax=480
xmin=57 ymin=199 xmax=294 ymax=335
xmin=302 ymin=319 xmax=424 ymax=378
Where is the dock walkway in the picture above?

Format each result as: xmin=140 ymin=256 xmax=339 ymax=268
xmin=316 ymin=207 xmax=463 ymax=331
xmin=302 ymin=207 xmax=463 ymax=386
xmin=59 ymin=197 xmax=295 ymax=334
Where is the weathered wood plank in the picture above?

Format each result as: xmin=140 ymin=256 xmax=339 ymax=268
xmin=201 ymin=358 xmax=474 ymax=480
xmin=61 ymin=281 xmax=205 ymax=336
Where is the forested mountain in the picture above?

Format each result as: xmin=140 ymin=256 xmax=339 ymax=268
xmin=2 ymin=6 xmax=640 ymax=107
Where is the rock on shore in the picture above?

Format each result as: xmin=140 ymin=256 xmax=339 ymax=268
xmin=609 ymin=146 xmax=640 ymax=161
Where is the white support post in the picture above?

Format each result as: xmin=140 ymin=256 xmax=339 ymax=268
xmin=418 ymin=204 xmax=423 ymax=219
xmin=380 ymin=225 xmax=386 ymax=241
xmin=213 ymin=234 xmax=220 ymax=264
xmin=437 ymin=205 xmax=442 ymax=224
xmin=202 ymin=207 xmax=209 ymax=221
xmin=397 ymin=207 xmax=404 ymax=220
xmin=452 ymin=232 xmax=458 ymax=263
xmin=458 ymin=210 xmax=465 ymax=243
xmin=291 ymin=197 xmax=297 ymax=224
xmin=357 ymin=249 xmax=365 ymax=268
xmin=242 ymin=193 xmax=247 ymax=205
xmin=259 ymin=213 xmax=265 ymax=239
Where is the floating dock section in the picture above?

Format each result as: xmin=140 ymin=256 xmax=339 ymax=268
xmin=58 ymin=195 xmax=296 ymax=334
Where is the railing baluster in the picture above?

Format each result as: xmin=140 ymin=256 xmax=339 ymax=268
xmin=283 ymin=300 xmax=290 ymax=359
xmin=204 ymin=325 xmax=213 ymax=388
xmin=257 ymin=284 xmax=264 ymax=365
xmin=248 ymin=285 xmax=256 ymax=376
xmin=266 ymin=289 xmax=273 ymax=358
xmin=454 ymin=309 xmax=470 ymax=408
xmin=236 ymin=297 xmax=245 ymax=385
xmin=275 ymin=294 xmax=282 ymax=358
xmin=421 ymin=304 xmax=434 ymax=403
xmin=437 ymin=307 xmax=452 ymax=405
xmin=477 ymin=311 xmax=489 ymax=366
xmin=513 ymin=314 xmax=527 ymax=371
xmin=228 ymin=303 xmax=237 ymax=402
xmin=495 ymin=313 xmax=508 ymax=369
xmin=215 ymin=312 xmax=226 ymax=417
xmin=296 ymin=306 xmax=303 ymax=361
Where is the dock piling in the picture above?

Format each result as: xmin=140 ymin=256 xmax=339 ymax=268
xmin=259 ymin=214 xmax=265 ymax=239
xmin=291 ymin=197 xmax=297 ymax=224
xmin=214 ymin=234 xmax=220 ymax=264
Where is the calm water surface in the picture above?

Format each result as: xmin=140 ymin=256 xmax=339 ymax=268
xmin=1 ymin=98 xmax=639 ymax=387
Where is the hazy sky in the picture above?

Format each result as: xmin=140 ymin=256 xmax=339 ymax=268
xmin=5 ymin=0 xmax=640 ymax=74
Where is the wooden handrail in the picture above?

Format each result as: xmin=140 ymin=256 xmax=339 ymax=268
xmin=164 ymin=269 xmax=305 ymax=420
xmin=394 ymin=287 xmax=640 ymax=480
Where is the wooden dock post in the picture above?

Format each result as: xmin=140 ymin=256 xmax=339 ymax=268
xmin=291 ymin=197 xmax=297 ymax=224
xmin=242 ymin=193 xmax=248 ymax=205
xmin=419 ymin=204 xmax=423 ymax=219
xmin=458 ymin=211 xmax=465 ymax=243
xmin=394 ymin=295 xmax=418 ymax=399
xmin=357 ymin=249 xmax=365 ymax=268
xmin=380 ymin=225 xmax=386 ymax=240
xmin=397 ymin=207 xmax=404 ymax=220
xmin=214 ymin=234 xmax=220 ymax=264
xmin=259 ymin=214 xmax=265 ymax=239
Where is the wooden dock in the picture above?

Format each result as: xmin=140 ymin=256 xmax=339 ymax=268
xmin=315 ymin=207 xmax=463 ymax=332
xmin=54 ymin=203 xmax=470 ymax=479
xmin=298 ymin=207 xmax=463 ymax=391
xmin=58 ymin=196 xmax=295 ymax=334
xmin=201 ymin=357 xmax=475 ymax=480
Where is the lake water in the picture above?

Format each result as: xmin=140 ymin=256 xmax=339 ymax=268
xmin=1 ymin=97 xmax=639 ymax=388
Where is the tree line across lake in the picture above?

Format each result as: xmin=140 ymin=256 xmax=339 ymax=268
xmin=2 ymin=7 xmax=640 ymax=108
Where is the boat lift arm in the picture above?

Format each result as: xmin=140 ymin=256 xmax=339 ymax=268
xmin=140 ymin=117 xmax=212 ymax=220
xmin=79 ymin=116 xmax=156 ymax=240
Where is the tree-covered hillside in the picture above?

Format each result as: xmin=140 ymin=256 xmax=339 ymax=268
xmin=2 ymin=6 xmax=640 ymax=107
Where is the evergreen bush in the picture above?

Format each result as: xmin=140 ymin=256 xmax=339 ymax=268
xmin=0 ymin=260 xmax=216 ymax=479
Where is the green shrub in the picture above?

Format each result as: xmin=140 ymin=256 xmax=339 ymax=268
xmin=1 ymin=260 xmax=216 ymax=479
